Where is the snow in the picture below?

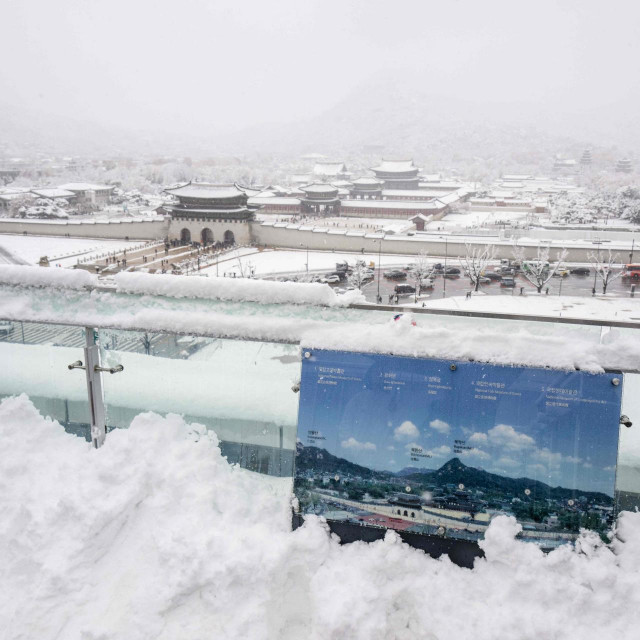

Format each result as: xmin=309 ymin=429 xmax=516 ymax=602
xmin=342 ymin=200 xmax=440 ymax=210
xmin=2 ymin=394 xmax=640 ymax=640
xmin=202 ymin=247 xmax=416 ymax=276
xmin=0 ymin=264 xmax=97 ymax=289
xmin=164 ymin=183 xmax=245 ymax=199
xmin=419 ymin=292 xmax=640 ymax=324
xmin=58 ymin=182 xmax=113 ymax=191
xmin=114 ymin=271 xmax=366 ymax=307
xmin=371 ymin=160 xmax=418 ymax=172
xmin=0 ymin=234 xmax=143 ymax=265
xmin=426 ymin=209 xmax=530 ymax=230
xmin=301 ymin=312 xmax=640 ymax=373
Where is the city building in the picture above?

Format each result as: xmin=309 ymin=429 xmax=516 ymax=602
xmin=30 ymin=188 xmax=76 ymax=202
xmin=58 ymin=183 xmax=114 ymax=207
xmin=164 ymin=182 xmax=256 ymax=245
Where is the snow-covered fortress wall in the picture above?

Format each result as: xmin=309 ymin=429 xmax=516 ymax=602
xmin=252 ymin=222 xmax=613 ymax=262
xmin=0 ymin=218 xmax=169 ymax=240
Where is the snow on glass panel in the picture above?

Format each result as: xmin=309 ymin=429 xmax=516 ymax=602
xmin=0 ymin=320 xmax=91 ymax=439
xmin=97 ymin=329 xmax=300 ymax=477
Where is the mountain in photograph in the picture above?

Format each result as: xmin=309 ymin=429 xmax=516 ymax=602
xmin=296 ymin=444 xmax=612 ymax=504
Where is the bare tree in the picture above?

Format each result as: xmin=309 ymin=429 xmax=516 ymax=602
xmin=513 ymin=244 xmax=567 ymax=293
xmin=589 ymin=248 xmax=623 ymax=294
xmin=409 ymin=252 xmax=436 ymax=301
xmin=460 ymin=243 xmax=496 ymax=292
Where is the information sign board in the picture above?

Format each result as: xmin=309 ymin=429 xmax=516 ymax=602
xmin=295 ymin=349 xmax=623 ymax=547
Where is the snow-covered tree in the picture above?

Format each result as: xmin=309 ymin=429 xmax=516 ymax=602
xmin=513 ymin=244 xmax=567 ymax=293
xmin=409 ymin=252 xmax=436 ymax=299
xmin=460 ymin=243 xmax=496 ymax=292
xmin=348 ymin=262 xmax=370 ymax=290
xmin=589 ymin=248 xmax=624 ymax=294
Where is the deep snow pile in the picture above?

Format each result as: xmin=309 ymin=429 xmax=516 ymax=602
xmin=0 ymin=264 xmax=97 ymax=289
xmin=115 ymin=271 xmax=365 ymax=307
xmin=2 ymin=395 xmax=640 ymax=640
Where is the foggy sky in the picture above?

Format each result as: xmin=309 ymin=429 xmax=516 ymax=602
xmin=2 ymin=0 xmax=639 ymax=140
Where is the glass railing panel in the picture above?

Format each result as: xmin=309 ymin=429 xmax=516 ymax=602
xmin=616 ymin=372 xmax=640 ymax=512
xmin=0 ymin=320 xmax=91 ymax=439
xmin=97 ymin=329 xmax=300 ymax=477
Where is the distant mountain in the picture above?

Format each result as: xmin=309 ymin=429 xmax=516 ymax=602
xmin=296 ymin=444 xmax=386 ymax=480
xmin=404 ymin=457 xmax=612 ymax=504
xmin=4 ymin=77 xmax=635 ymax=164
xmin=297 ymin=444 xmax=612 ymax=504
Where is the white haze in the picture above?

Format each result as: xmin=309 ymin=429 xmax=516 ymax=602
xmin=2 ymin=0 xmax=639 ymax=154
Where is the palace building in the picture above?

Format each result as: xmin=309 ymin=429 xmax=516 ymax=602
xmin=370 ymin=159 xmax=421 ymax=190
xmin=299 ymin=183 xmax=341 ymax=215
xmin=349 ymin=177 xmax=383 ymax=200
xmin=616 ymin=158 xmax=633 ymax=174
xmin=164 ymin=182 xmax=256 ymax=245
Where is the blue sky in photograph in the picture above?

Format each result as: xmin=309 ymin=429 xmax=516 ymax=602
xmin=297 ymin=350 xmax=622 ymax=496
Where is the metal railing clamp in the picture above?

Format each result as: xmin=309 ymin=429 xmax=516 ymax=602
xmin=94 ymin=364 xmax=124 ymax=374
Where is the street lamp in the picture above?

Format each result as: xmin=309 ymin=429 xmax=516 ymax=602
xmin=376 ymin=235 xmax=384 ymax=302
xmin=443 ymin=237 xmax=448 ymax=297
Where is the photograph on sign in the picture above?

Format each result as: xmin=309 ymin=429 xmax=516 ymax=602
xmin=295 ymin=350 xmax=623 ymax=547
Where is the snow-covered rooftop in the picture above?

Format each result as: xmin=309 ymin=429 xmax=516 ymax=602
xmin=371 ymin=160 xmax=418 ymax=173
xmin=351 ymin=177 xmax=383 ymax=186
xmin=165 ymin=183 xmax=245 ymax=199
xmin=30 ymin=188 xmax=75 ymax=199
xmin=300 ymin=183 xmax=339 ymax=194
xmin=312 ymin=162 xmax=348 ymax=176
xmin=248 ymin=197 xmax=301 ymax=206
xmin=58 ymin=183 xmax=113 ymax=192
xmin=342 ymin=200 xmax=440 ymax=210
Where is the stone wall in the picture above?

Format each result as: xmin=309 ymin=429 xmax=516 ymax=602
xmin=0 ymin=218 xmax=169 ymax=240
xmin=250 ymin=222 xmax=623 ymax=262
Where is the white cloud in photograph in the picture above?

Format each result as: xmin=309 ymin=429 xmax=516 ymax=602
xmin=394 ymin=421 xmax=420 ymax=440
xmin=429 ymin=445 xmax=452 ymax=458
xmin=341 ymin=437 xmax=376 ymax=451
xmin=487 ymin=424 xmax=535 ymax=451
xmin=468 ymin=432 xmax=488 ymax=446
xmin=461 ymin=448 xmax=491 ymax=462
xmin=429 ymin=419 xmax=450 ymax=434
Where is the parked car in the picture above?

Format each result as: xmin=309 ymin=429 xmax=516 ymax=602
xmin=570 ymin=267 xmax=590 ymax=276
xmin=445 ymin=267 xmax=460 ymax=275
xmin=500 ymin=277 xmax=516 ymax=287
xmin=394 ymin=284 xmax=416 ymax=295
xmin=384 ymin=270 xmax=407 ymax=280
xmin=0 ymin=320 xmax=13 ymax=336
xmin=325 ymin=275 xmax=341 ymax=284
xmin=482 ymin=271 xmax=502 ymax=281
xmin=552 ymin=269 xmax=570 ymax=278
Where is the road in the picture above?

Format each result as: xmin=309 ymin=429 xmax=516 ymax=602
xmin=357 ymin=268 xmax=637 ymax=303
